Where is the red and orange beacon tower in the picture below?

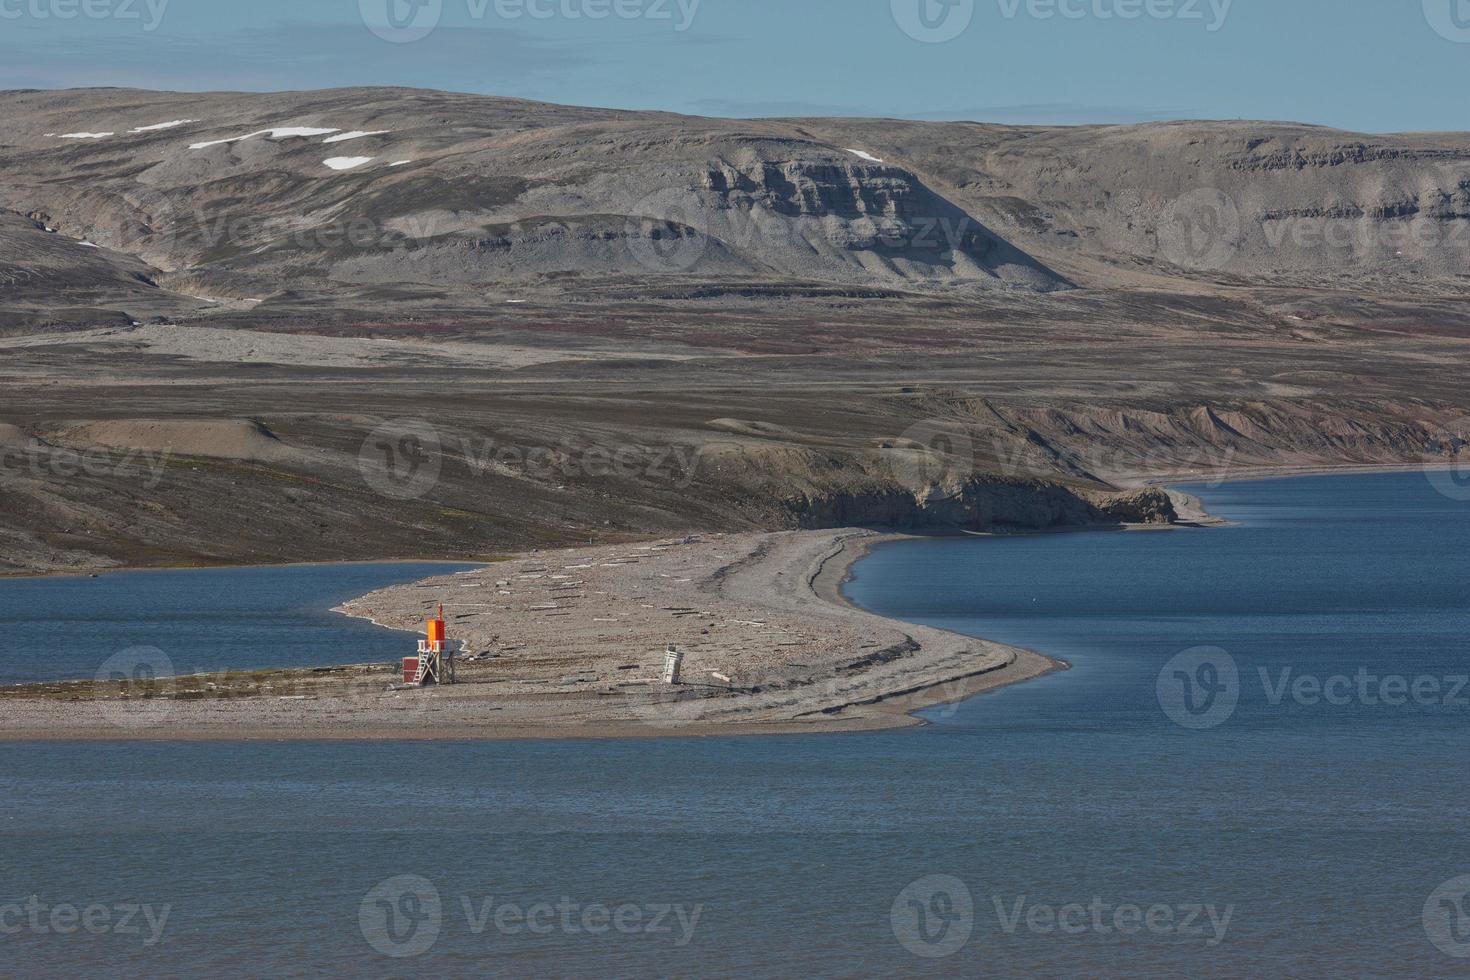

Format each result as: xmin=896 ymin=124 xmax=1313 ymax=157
xmin=402 ymin=603 xmax=458 ymax=687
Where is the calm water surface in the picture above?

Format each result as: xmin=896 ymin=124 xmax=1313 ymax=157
xmin=2 ymin=473 xmax=1467 ymax=977
xmin=0 ymin=562 xmax=475 ymax=683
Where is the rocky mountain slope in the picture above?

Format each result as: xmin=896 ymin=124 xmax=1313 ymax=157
xmin=5 ymin=87 xmax=1470 ymax=331
xmin=1 ymin=88 xmax=1468 ymax=573
xmin=1 ymin=87 xmax=1067 ymax=328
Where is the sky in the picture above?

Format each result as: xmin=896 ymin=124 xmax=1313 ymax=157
xmin=1 ymin=0 xmax=1467 ymax=133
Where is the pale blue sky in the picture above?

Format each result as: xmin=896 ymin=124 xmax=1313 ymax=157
xmin=2 ymin=0 xmax=1466 ymax=132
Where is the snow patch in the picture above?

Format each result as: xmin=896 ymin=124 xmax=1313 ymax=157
xmin=59 ymin=132 xmax=114 ymax=139
xmin=77 ymin=241 xmax=100 ymax=248
xmin=130 ymin=119 xmax=196 ymax=133
xmin=324 ymin=156 xmax=374 ymax=171
xmin=389 ymin=160 xmax=413 ymax=167
xmin=844 ymin=148 xmax=884 ymax=163
xmin=323 ymin=130 xmax=390 ymax=143
xmin=190 ymin=127 xmax=340 ymax=150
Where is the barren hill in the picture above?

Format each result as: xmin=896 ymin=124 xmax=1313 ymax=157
xmin=0 ymin=88 xmax=1467 ymax=573
xmin=5 ymin=87 xmax=1470 ymax=330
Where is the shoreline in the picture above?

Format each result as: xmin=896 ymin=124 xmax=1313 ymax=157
xmin=0 ymin=527 xmax=1065 ymax=741
xmin=0 ymin=462 xmax=1453 ymax=741
xmin=1131 ymin=460 xmax=1464 ymax=488
xmin=0 ymin=557 xmax=490 ymax=583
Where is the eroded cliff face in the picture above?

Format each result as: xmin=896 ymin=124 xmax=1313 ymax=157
xmin=690 ymin=395 xmax=1470 ymax=536
xmin=781 ymin=478 xmax=1176 ymax=532
xmin=695 ymin=154 xmax=1065 ymax=288
xmin=703 ymin=157 xmax=916 ymax=220
xmin=956 ymin=123 xmax=1470 ymax=283
xmin=893 ymin=396 xmax=1470 ymax=486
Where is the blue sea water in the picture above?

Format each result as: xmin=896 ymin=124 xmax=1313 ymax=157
xmin=0 ymin=562 xmax=475 ymax=684
xmin=2 ymin=473 xmax=1468 ymax=977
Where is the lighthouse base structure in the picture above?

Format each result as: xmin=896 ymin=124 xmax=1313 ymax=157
xmin=391 ymin=603 xmax=460 ymax=690
xmin=404 ymin=640 xmax=457 ymax=687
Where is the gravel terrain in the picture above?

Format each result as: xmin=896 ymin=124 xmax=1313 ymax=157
xmin=0 ymin=529 xmax=1057 ymax=740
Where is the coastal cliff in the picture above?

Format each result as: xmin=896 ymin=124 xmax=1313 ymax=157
xmin=783 ymin=479 xmax=1176 ymax=532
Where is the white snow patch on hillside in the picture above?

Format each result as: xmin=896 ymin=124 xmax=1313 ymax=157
xmin=323 ymin=130 xmax=390 ymax=143
xmin=190 ymin=127 xmax=340 ymax=150
xmin=59 ymin=132 xmax=114 ymax=139
xmin=844 ymin=149 xmax=884 ymax=163
xmin=131 ymin=120 xmax=197 ymax=132
xmin=77 ymin=241 xmax=100 ymax=248
xmin=324 ymin=156 xmax=374 ymax=171
xmin=389 ymin=160 xmax=413 ymax=166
